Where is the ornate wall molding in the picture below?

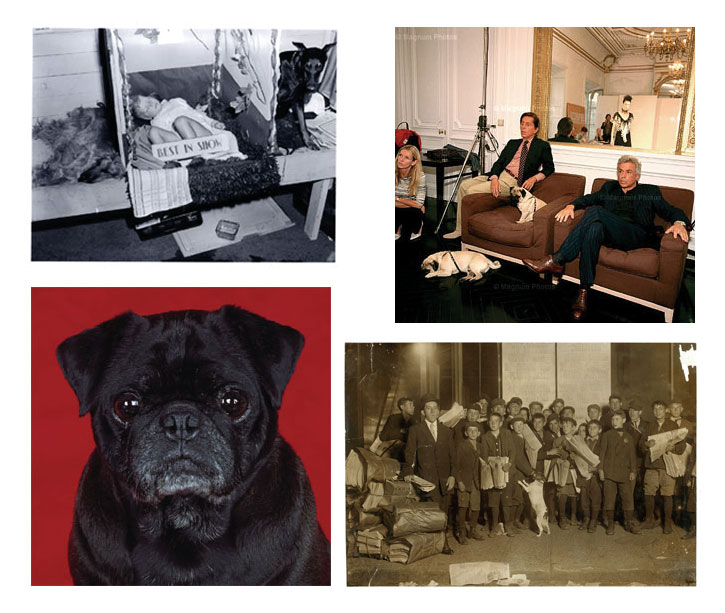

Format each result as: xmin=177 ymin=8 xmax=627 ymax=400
xmin=531 ymin=28 xmax=553 ymax=140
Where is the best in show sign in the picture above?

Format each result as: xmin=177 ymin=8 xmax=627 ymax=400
xmin=151 ymin=135 xmax=227 ymax=162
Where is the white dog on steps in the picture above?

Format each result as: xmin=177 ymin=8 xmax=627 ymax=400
xmin=421 ymin=250 xmax=501 ymax=281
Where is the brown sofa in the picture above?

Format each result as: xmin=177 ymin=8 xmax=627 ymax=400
xmin=461 ymin=172 xmax=586 ymax=263
xmin=552 ymin=178 xmax=694 ymax=323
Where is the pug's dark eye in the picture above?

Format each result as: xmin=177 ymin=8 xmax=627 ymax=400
xmin=220 ymin=388 xmax=248 ymax=421
xmin=113 ymin=392 xmax=141 ymax=424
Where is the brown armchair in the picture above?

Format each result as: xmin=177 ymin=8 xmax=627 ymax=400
xmin=461 ymin=172 xmax=586 ymax=263
xmin=552 ymin=179 xmax=694 ymax=323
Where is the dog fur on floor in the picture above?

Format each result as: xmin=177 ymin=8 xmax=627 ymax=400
xmin=421 ymin=250 xmax=500 ymax=281
xmin=510 ymin=186 xmax=549 ymax=224
xmin=519 ymin=478 xmax=550 ymax=536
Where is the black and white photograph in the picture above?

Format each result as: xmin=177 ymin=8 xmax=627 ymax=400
xmin=395 ymin=28 xmax=695 ymax=323
xmin=346 ymin=343 xmax=696 ymax=586
xmin=32 ymin=28 xmax=336 ymax=261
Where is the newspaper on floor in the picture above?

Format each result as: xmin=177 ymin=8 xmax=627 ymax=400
xmin=497 ymin=574 xmax=530 ymax=586
xmin=450 ymin=561 xmax=511 ymax=586
xmin=647 ymin=427 xmax=688 ymax=463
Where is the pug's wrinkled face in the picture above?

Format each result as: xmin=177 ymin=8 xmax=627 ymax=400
xmin=58 ymin=307 xmax=303 ymax=535
xmin=96 ymin=325 xmax=266 ymax=505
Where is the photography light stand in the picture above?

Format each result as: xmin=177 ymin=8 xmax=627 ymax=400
xmin=434 ymin=27 xmax=500 ymax=235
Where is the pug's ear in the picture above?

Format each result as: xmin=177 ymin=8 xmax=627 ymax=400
xmin=57 ymin=311 xmax=140 ymax=416
xmin=216 ymin=305 xmax=305 ymax=410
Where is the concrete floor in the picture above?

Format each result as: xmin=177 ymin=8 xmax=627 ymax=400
xmin=347 ymin=522 xmax=695 ymax=586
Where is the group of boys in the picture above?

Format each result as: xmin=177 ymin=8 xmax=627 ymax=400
xmin=387 ymin=393 xmax=696 ymax=551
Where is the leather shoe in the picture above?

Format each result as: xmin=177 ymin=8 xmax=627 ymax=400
xmin=522 ymin=255 xmax=564 ymax=275
xmin=571 ymin=289 xmax=588 ymax=321
xmin=443 ymin=229 xmax=461 ymax=240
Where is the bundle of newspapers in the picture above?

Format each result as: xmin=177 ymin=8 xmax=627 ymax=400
xmin=385 ymin=531 xmax=446 ymax=565
xmin=346 ymin=446 xmax=447 ymax=564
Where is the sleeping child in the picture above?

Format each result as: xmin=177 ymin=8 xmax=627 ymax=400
xmin=130 ymin=95 xmax=244 ymax=166
xmin=131 ymin=95 xmax=224 ymax=144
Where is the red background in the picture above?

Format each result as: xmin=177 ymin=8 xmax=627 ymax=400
xmin=31 ymin=287 xmax=331 ymax=586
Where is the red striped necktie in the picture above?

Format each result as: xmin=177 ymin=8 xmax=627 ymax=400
xmin=517 ymin=140 xmax=530 ymax=186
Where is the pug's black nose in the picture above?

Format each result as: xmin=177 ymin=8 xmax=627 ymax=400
xmin=161 ymin=411 xmax=200 ymax=442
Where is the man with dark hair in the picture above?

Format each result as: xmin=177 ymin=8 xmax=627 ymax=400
xmin=523 ymin=155 xmax=690 ymax=320
xmin=550 ymin=117 xmax=578 ymax=143
xmin=380 ymin=397 xmax=419 ymax=461
xmin=403 ymin=394 xmax=456 ymax=554
xmin=443 ymin=112 xmax=555 ymax=239
xmin=503 ymin=396 xmax=523 ymax=429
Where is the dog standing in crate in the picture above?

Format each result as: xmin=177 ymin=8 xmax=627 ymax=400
xmin=276 ymin=42 xmax=335 ymax=151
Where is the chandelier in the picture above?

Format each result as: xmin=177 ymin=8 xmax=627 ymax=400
xmin=668 ymin=61 xmax=684 ymax=78
xmin=644 ymin=28 xmax=691 ymax=61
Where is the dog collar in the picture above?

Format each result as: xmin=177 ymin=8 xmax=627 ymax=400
xmin=446 ymin=251 xmax=463 ymax=274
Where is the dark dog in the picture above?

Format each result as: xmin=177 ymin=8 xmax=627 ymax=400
xmin=57 ymin=306 xmax=330 ymax=585
xmin=276 ymin=42 xmax=334 ymax=150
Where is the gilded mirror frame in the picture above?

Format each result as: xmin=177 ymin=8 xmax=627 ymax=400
xmin=530 ymin=27 xmax=695 ymax=155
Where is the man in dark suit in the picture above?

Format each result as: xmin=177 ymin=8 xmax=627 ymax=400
xmin=403 ymin=394 xmax=455 ymax=554
xmin=598 ymin=410 xmax=641 ymax=535
xmin=523 ymin=155 xmax=690 ymax=320
xmin=443 ymin=112 xmax=555 ymax=239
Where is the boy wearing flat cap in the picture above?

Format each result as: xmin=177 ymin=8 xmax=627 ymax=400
xmin=454 ymin=421 xmax=486 ymax=544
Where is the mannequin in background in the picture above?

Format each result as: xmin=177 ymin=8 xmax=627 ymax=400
xmin=611 ymin=96 xmax=634 ymax=147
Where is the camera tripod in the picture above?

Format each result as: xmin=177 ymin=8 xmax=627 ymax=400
xmin=434 ymin=108 xmax=499 ymax=234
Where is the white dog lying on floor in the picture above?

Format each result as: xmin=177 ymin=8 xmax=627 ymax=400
xmin=519 ymin=478 xmax=550 ymax=536
xmin=510 ymin=186 xmax=549 ymax=224
xmin=421 ymin=250 xmax=501 ymax=281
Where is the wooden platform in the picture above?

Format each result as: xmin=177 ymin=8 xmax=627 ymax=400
xmin=32 ymin=148 xmax=335 ymax=241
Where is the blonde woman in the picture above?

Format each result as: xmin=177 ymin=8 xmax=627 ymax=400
xmin=395 ymin=145 xmax=427 ymax=240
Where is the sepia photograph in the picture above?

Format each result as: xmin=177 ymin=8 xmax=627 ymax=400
xmin=346 ymin=342 xmax=696 ymax=586
xmin=395 ymin=28 xmax=694 ymax=322
xmin=32 ymin=28 xmax=336 ymax=261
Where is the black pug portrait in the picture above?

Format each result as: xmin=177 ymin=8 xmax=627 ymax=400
xmin=56 ymin=305 xmax=330 ymax=585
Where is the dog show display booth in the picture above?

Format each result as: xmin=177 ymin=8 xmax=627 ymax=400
xmin=32 ymin=28 xmax=336 ymax=254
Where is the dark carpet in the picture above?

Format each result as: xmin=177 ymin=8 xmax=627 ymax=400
xmin=396 ymin=197 xmax=695 ymax=323
xmin=31 ymin=187 xmax=335 ymax=262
